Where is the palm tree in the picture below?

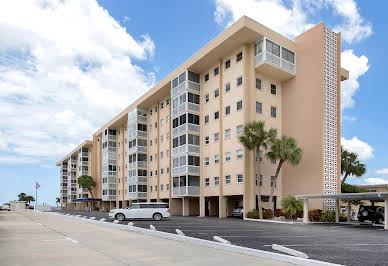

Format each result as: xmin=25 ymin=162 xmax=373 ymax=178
xmin=282 ymin=196 xmax=303 ymax=220
xmin=239 ymin=121 xmax=276 ymax=219
xmin=56 ymin=197 xmax=61 ymax=207
xmin=266 ymin=136 xmax=302 ymax=211
xmin=341 ymin=146 xmax=366 ymax=184
xmin=78 ymin=175 xmax=96 ymax=198
xmin=25 ymin=196 xmax=35 ymax=206
xmin=18 ymin=192 xmax=27 ymax=201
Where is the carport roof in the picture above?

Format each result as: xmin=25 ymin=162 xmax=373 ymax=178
xmin=295 ymin=192 xmax=388 ymax=202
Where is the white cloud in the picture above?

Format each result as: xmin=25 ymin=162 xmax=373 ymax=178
xmin=376 ymin=168 xmax=388 ymax=175
xmin=213 ymin=0 xmax=372 ymax=43
xmin=341 ymin=137 xmax=374 ymax=161
xmin=0 ymin=155 xmax=39 ymax=165
xmin=0 ymin=0 xmax=155 ymax=164
xmin=340 ymin=50 xmax=369 ymax=109
xmin=365 ymin=178 xmax=388 ymax=185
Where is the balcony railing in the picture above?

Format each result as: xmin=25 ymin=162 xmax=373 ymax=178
xmin=172 ymin=186 xmax=200 ymax=197
xmin=127 ymin=176 xmax=147 ymax=184
xmin=171 ymin=165 xmax=200 ymax=176
xmin=128 ymin=145 xmax=147 ymax=155
xmin=171 ymin=80 xmax=200 ymax=98
xmin=102 ymin=195 xmax=116 ymax=201
xmin=172 ymin=144 xmax=200 ymax=157
xmin=172 ymin=123 xmax=199 ymax=138
xmin=172 ymin=102 xmax=200 ymax=117
xmin=128 ymin=161 xmax=147 ymax=169
xmin=127 ymin=192 xmax=147 ymax=199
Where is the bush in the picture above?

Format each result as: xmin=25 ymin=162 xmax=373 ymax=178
xmin=263 ymin=209 xmax=273 ymax=219
xmin=246 ymin=209 xmax=261 ymax=219
xmin=274 ymin=209 xmax=284 ymax=217
xmin=308 ymin=209 xmax=322 ymax=222
xmin=320 ymin=210 xmax=346 ymax=222
xmin=282 ymin=196 xmax=303 ymax=220
xmin=93 ymin=207 xmax=99 ymax=211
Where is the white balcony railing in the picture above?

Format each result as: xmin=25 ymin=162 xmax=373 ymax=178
xmin=172 ymin=144 xmax=200 ymax=157
xmin=171 ymin=165 xmax=200 ymax=176
xmin=172 ymin=186 xmax=200 ymax=196
xmin=171 ymin=80 xmax=200 ymax=98
xmin=172 ymin=123 xmax=199 ymax=138
xmin=127 ymin=192 xmax=147 ymax=199
xmin=255 ymin=51 xmax=296 ymax=74
xmin=172 ymin=102 xmax=200 ymax=117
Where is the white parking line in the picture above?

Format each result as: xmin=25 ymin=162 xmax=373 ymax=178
xmin=64 ymin=237 xmax=79 ymax=243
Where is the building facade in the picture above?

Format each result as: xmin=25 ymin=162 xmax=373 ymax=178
xmin=56 ymin=16 xmax=349 ymax=216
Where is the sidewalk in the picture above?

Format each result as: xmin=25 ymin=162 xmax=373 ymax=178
xmin=0 ymin=211 xmax=292 ymax=266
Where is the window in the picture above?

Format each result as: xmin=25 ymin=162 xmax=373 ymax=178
xmin=236 ymin=149 xmax=243 ymax=159
xmin=155 ymin=185 xmax=157 ymax=191
xmin=225 ymin=129 xmax=231 ymax=139
xmin=214 ymin=154 xmax=220 ymax=164
xmin=256 ymin=78 xmax=262 ymax=90
xmin=205 ymin=94 xmax=209 ymax=103
xmin=204 ymin=157 xmax=209 ymax=166
xmin=256 ymin=174 xmax=263 ymax=186
xmin=205 ymin=136 xmax=209 ymax=144
xmin=225 ymin=105 xmax=230 ymax=115
xmin=213 ymin=133 xmax=219 ymax=142
xmin=205 ymin=178 xmax=210 ymax=186
xmin=225 ymin=152 xmax=231 ymax=162
xmin=161 ymin=135 xmax=164 ymax=143
xmin=161 ymin=184 xmax=164 ymax=191
xmin=205 ymin=73 xmax=209 ymax=82
xmin=188 ymin=113 xmax=199 ymax=125
xmin=150 ymin=186 xmax=153 ymax=192
xmin=271 ymin=176 xmax=276 ymax=187
xmin=214 ymin=89 xmax=219 ymax=98
xmin=237 ymin=174 xmax=243 ymax=183
xmin=155 ymin=122 xmax=157 ymax=128
xmin=271 ymin=106 xmax=277 ymax=118
xmin=282 ymin=47 xmax=295 ymax=64
xmin=150 ymin=155 xmax=153 ymax=161
xmin=166 ymin=99 xmax=170 ymax=105
xmin=188 ymin=134 xmax=200 ymax=146
xmin=188 ymin=92 xmax=200 ymax=104
xmin=225 ymin=59 xmax=230 ymax=69
xmin=161 ymin=168 xmax=164 ymax=174
xmin=214 ymin=67 xmax=219 ymax=76
xmin=256 ymin=102 xmax=262 ymax=114
xmin=161 ymin=151 xmax=164 ymax=158
xmin=214 ymin=177 xmax=219 ymax=185
xmin=254 ymin=39 xmax=263 ymax=55
xmin=225 ymin=82 xmax=230 ymax=93
xmin=225 ymin=175 xmax=231 ymax=184
xmin=258 ymin=151 xmax=263 ymax=162
xmin=166 ymin=184 xmax=169 ymax=190
xmin=236 ymin=51 xmax=243 ymax=62
xmin=236 ymin=100 xmax=242 ymax=111
xmin=237 ymin=76 xmax=242 ymax=86
xmin=266 ymin=39 xmax=280 ymax=57
xmin=188 ymin=156 xmax=200 ymax=166
xmin=167 ymin=167 xmax=169 ymax=173
xmin=214 ymin=111 xmax=219 ymax=120
xmin=161 ymin=102 xmax=164 ymax=109
xmin=150 ymin=171 xmax=153 ymax=177
xmin=271 ymin=158 xmax=277 ymax=164
xmin=155 ymin=169 xmax=157 ymax=176
xmin=204 ymin=115 xmax=209 ymax=124
xmin=271 ymin=84 xmax=277 ymax=95
xmin=236 ymin=125 xmax=243 ymax=136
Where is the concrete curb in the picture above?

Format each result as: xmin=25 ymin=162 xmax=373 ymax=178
xmin=213 ymin=236 xmax=231 ymax=245
xmin=176 ymin=229 xmax=185 ymax=236
xmin=272 ymin=244 xmax=309 ymax=259
xmin=42 ymin=212 xmax=342 ymax=266
xmin=244 ymin=218 xmax=302 ymax=224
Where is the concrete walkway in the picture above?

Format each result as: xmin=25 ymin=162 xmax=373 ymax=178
xmin=0 ymin=211 xmax=292 ymax=266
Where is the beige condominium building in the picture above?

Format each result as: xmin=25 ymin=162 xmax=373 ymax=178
xmin=56 ymin=16 xmax=349 ymax=217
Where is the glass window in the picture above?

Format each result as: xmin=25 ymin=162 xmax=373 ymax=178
xmin=254 ymin=40 xmax=263 ymax=55
xmin=188 ymin=113 xmax=199 ymax=125
xmin=204 ymin=115 xmax=209 ymax=124
xmin=225 ymin=175 xmax=231 ymax=184
xmin=237 ymin=100 xmax=242 ymax=111
xmin=214 ymin=154 xmax=220 ymax=164
xmin=204 ymin=136 xmax=209 ymax=145
xmin=188 ymin=92 xmax=200 ymax=104
xmin=225 ymin=82 xmax=230 ymax=92
xmin=237 ymin=76 xmax=242 ymax=86
xmin=214 ymin=67 xmax=219 ymax=76
xmin=225 ymin=152 xmax=231 ymax=161
xmin=237 ymin=174 xmax=243 ymax=183
xmin=172 ymin=77 xmax=178 ymax=88
xmin=188 ymin=134 xmax=200 ymax=146
xmin=271 ymin=176 xmax=277 ymax=187
xmin=236 ymin=125 xmax=243 ymax=136
xmin=214 ymin=132 xmax=219 ymax=142
xmin=205 ymin=178 xmax=210 ymax=186
xmin=225 ymin=59 xmax=230 ymax=69
xmin=225 ymin=129 xmax=231 ymax=139
xmin=282 ymin=47 xmax=295 ymax=64
xmin=225 ymin=105 xmax=230 ymax=115
xmin=204 ymin=157 xmax=209 ymax=166
xmin=236 ymin=51 xmax=243 ymax=62
xmin=214 ymin=177 xmax=219 ymax=185
xmin=271 ymin=84 xmax=277 ymax=95
xmin=271 ymin=106 xmax=277 ymax=118
xmin=214 ymin=89 xmax=220 ymax=98
xmin=205 ymin=73 xmax=209 ymax=82
xmin=205 ymin=94 xmax=209 ymax=103
xmin=188 ymin=71 xmax=200 ymax=83
xmin=256 ymin=102 xmax=262 ymax=114
xmin=214 ymin=111 xmax=219 ymax=120
xmin=256 ymin=78 xmax=262 ymax=90
xmin=236 ymin=149 xmax=243 ymax=159
xmin=266 ymin=39 xmax=280 ymax=57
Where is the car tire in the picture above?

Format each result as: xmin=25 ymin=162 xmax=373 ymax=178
xmin=361 ymin=210 xmax=369 ymax=217
xmin=115 ymin=213 xmax=125 ymax=221
xmin=153 ymin=213 xmax=162 ymax=221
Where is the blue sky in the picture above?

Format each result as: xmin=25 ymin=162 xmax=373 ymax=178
xmin=0 ymin=0 xmax=387 ymax=205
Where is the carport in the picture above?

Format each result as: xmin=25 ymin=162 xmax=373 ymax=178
xmin=296 ymin=192 xmax=388 ymax=230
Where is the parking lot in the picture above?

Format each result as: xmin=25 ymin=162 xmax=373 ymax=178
xmin=59 ymin=210 xmax=388 ymax=265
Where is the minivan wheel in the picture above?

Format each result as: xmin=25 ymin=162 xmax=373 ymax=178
xmin=115 ymin=213 xmax=125 ymax=221
xmin=378 ymin=218 xmax=384 ymax=224
xmin=153 ymin=213 xmax=162 ymax=221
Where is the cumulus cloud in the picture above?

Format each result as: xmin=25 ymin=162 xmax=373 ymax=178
xmin=365 ymin=178 xmax=388 ymax=185
xmin=376 ymin=168 xmax=388 ymax=175
xmin=0 ymin=0 xmax=155 ymax=164
xmin=213 ymin=0 xmax=372 ymax=43
xmin=341 ymin=137 xmax=374 ymax=161
xmin=340 ymin=50 xmax=370 ymax=109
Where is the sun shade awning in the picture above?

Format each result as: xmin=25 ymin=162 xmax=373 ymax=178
xmin=295 ymin=192 xmax=388 ymax=202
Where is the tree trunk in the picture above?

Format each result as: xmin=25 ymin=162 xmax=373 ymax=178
xmin=89 ymin=188 xmax=94 ymax=199
xmin=256 ymin=146 xmax=263 ymax=219
xmin=341 ymin=173 xmax=349 ymax=184
xmin=269 ymin=160 xmax=284 ymax=211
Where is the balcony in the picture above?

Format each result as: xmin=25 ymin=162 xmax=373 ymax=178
xmin=172 ymin=144 xmax=200 ymax=157
xmin=128 ymin=145 xmax=147 ymax=155
xmin=172 ymin=102 xmax=200 ymax=117
xmin=172 ymin=123 xmax=199 ymax=137
xmin=171 ymin=165 xmax=200 ymax=176
xmin=128 ymin=161 xmax=147 ymax=169
xmin=255 ymin=38 xmax=296 ymax=82
xmin=172 ymin=186 xmax=200 ymax=197
xmin=127 ymin=192 xmax=147 ymax=199
xmin=102 ymin=195 xmax=116 ymax=201
xmin=127 ymin=176 xmax=147 ymax=184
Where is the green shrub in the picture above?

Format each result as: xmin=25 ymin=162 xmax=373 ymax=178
xmin=263 ymin=209 xmax=274 ymax=219
xmin=93 ymin=207 xmax=99 ymax=211
xmin=308 ymin=209 xmax=322 ymax=222
xmin=320 ymin=210 xmax=346 ymax=222
xmin=282 ymin=196 xmax=303 ymax=220
xmin=246 ymin=209 xmax=260 ymax=219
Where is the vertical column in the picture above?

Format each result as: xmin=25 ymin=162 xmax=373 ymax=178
xmin=347 ymin=201 xmax=351 ymax=222
xmin=335 ymin=199 xmax=340 ymax=223
xmin=242 ymin=43 xmax=256 ymax=217
xmin=157 ymin=101 xmax=160 ymax=202
xmin=218 ymin=58 xmax=226 ymax=218
xmin=199 ymin=71 xmax=205 ymax=217
xmin=384 ymin=199 xmax=388 ymax=231
xmin=303 ymin=198 xmax=309 ymax=224
xmin=183 ymin=197 xmax=190 ymax=216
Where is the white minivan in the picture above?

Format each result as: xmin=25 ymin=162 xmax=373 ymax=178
xmin=109 ymin=202 xmax=171 ymax=221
